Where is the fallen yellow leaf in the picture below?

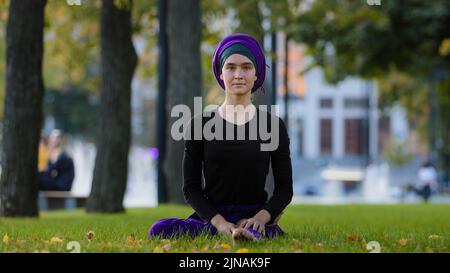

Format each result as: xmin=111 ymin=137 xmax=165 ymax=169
xmin=153 ymin=246 xmax=164 ymax=253
xmin=313 ymin=243 xmax=322 ymax=250
xmin=359 ymin=239 xmax=367 ymax=249
xmin=291 ymin=239 xmax=303 ymax=250
xmin=50 ymin=237 xmax=63 ymax=244
xmin=126 ymin=236 xmax=143 ymax=248
xmin=398 ymin=238 xmax=408 ymax=246
xmin=201 ymin=245 xmax=210 ymax=252
xmin=191 ymin=248 xmax=200 ymax=253
xmin=347 ymin=232 xmax=359 ymax=241
xmin=428 ymin=235 xmax=442 ymax=240
xmin=235 ymin=248 xmax=249 ymax=253
xmin=221 ymin=243 xmax=231 ymax=249
xmin=2 ymin=233 xmax=8 ymax=244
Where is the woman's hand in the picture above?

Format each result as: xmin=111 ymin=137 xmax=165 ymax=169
xmin=238 ymin=209 xmax=271 ymax=236
xmin=210 ymin=214 xmax=236 ymax=237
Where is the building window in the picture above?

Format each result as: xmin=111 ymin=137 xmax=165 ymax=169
xmin=344 ymin=98 xmax=369 ymax=109
xmin=320 ymin=98 xmax=333 ymax=109
xmin=345 ymin=118 xmax=368 ymax=155
xmin=320 ymin=119 xmax=333 ymax=155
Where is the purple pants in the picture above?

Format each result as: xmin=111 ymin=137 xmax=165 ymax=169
xmin=148 ymin=204 xmax=285 ymax=239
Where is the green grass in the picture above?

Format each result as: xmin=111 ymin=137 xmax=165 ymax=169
xmin=1 ymin=204 xmax=449 ymax=253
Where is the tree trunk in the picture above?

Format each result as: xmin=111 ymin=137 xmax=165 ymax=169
xmin=86 ymin=0 xmax=137 ymax=213
xmin=164 ymin=0 xmax=202 ymax=203
xmin=0 ymin=0 xmax=47 ymax=217
xmin=156 ymin=0 xmax=169 ymax=204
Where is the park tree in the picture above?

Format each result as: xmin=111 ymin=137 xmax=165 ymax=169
xmin=0 ymin=2 xmax=6 ymax=119
xmin=162 ymin=0 xmax=202 ymax=203
xmin=86 ymin=0 xmax=137 ymax=213
xmin=0 ymin=0 xmax=47 ymax=217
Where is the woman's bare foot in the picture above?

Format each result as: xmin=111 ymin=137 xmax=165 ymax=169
xmin=231 ymin=227 xmax=257 ymax=243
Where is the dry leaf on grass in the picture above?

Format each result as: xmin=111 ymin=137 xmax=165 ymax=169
xmin=86 ymin=231 xmax=95 ymax=241
xmin=347 ymin=232 xmax=359 ymax=241
xmin=50 ymin=237 xmax=63 ymax=244
xmin=221 ymin=243 xmax=231 ymax=250
xmin=398 ymin=238 xmax=408 ymax=246
xmin=428 ymin=235 xmax=442 ymax=240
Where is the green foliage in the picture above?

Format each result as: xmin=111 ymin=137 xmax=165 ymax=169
xmin=43 ymin=0 xmax=101 ymax=93
xmin=378 ymin=70 xmax=429 ymax=143
xmin=113 ymin=0 xmax=132 ymax=11
xmin=225 ymin=0 xmax=265 ymax=43
xmin=382 ymin=137 xmax=414 ymax=166
xmin=200 ymin=0 xmax=228 ymax=104
xmin=294 ymin=0 xmax=450 ymax=82
xmin=43 ymin=88 xmax=99 ymax=139
xmin=132 ymin=0 xmax=158 ymax=82
xmin=293 ymin=0 xmax=450 ymax=174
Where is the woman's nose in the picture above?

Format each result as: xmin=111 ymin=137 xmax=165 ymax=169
xmin=233 ymin=69 xmax=244 ymax=78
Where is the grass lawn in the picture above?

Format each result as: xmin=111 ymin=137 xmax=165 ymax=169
xmin=1 ymin=204 xmax=449 ymax=253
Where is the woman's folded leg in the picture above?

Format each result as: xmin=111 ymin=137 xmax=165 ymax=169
xmin=148 ymin=217 xmax=216 ymax=239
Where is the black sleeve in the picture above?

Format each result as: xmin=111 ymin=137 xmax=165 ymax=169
xmin=182 ymin=115 xmax=218 ymax=222
xmin=262 ymin=118 xmax=293 ymax=224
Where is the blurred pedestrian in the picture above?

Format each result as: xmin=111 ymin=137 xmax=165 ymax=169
xmin=38 ymin=129 xmax=75 ymax=191
xmin=416 ymin=160 xmax=438 ymax=202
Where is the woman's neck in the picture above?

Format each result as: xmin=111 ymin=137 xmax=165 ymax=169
xmin=218 ymin=94 xmax=256 ymax=125
xmin=222 ymin=92 xmax=252 ymax=107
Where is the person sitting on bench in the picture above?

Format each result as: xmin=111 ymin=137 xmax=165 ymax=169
xmin=38 ymin=129 xmax=75 ymax=191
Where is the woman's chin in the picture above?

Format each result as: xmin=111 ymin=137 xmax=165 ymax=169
xmin=228 ymin=87 xmax=251 ymax=95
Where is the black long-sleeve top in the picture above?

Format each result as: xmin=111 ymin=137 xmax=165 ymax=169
xmin=182 ymin=108 xmax=293 ymax=224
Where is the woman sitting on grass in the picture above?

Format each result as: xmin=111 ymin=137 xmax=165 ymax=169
xmin=148 ymin=33 xmax=293 ymax=242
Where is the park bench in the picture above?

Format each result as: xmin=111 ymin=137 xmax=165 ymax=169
xmin=38 ymin=191 xmax=88 ymax=211
xmin=320 ymin=167 xmax=365 ymax=195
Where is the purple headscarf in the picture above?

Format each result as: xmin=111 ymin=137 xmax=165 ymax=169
xmin=212 ymin=33 xmax=266 ymax=93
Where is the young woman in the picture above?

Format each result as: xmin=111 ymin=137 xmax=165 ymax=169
xmin=148 ymin=33 xmax=293 ymax=242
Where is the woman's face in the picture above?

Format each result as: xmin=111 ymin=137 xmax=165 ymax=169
xmin=220 ymin=54 xmax=257 ymax=95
